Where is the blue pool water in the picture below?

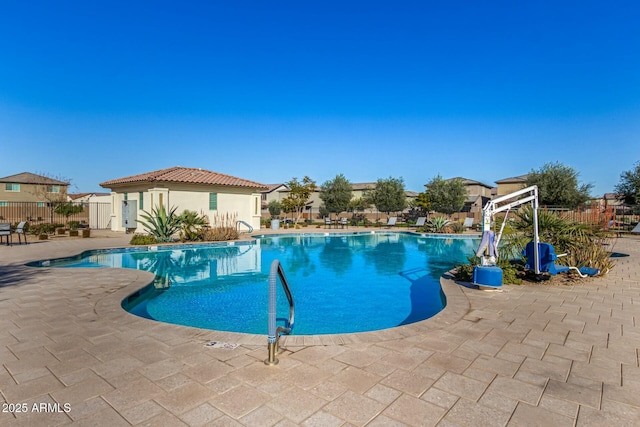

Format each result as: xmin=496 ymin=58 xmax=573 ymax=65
xmin=32 ymin=232 xmax=478 ymax=335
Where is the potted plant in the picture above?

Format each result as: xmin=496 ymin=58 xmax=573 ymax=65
xmin=81 ymin=228 xmax=91 ymax=238
xmin=268 ymin=200 xmax=282 ymax=230
xmin=68 ymin=221 xmax=80 ymax=237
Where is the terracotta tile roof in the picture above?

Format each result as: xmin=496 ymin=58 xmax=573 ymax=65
xmin=0 ymin=172 xmax=69 ymax=185
xmin=100 ymin=166 xmax=268 ymax=189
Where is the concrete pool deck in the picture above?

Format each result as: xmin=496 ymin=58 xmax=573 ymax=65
xmin=0 ymin=230 xmax=639 ymax=426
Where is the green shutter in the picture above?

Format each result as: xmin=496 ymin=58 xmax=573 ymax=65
xmin=209 ymin=193 xmax=217 ymax=210
xmin=139 ymin=192 xmax=144 ymax=210
xmin=124 ymin=192 xmax=128 ymax=201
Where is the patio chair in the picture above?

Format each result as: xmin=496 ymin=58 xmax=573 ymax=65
xmin=385 ymin=217 xmax=397 ymax=228
xmin=324 ymin=217 xmax=332 ymax=229
xmin=15 ymin=221 xmax=28 ymax=244
xmin=523 ymin=241 xmax=599 ymax=278
xmin=0 ymin=222 xmax=12 ymax=246
xmin=340 ymin=217 xmax=348 ymax=229
xmin=414 ymin=217 xmax=426 ymax=228
xmin=462 ymin=217 xmax=474 ymax=229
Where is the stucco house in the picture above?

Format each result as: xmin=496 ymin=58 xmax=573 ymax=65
xmin=100 ymin=166 xmax=267 ymax=232
xmin=260 ymin=184 xmax=289 ymax=210
xmin=0 ymin=172 xmax=70 ymax=204
xmin=495 ymin=174 xmax=529 ymax=196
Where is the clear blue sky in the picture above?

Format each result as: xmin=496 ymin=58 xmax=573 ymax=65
xmin=1 ymin=1 xmax=638 ymax=196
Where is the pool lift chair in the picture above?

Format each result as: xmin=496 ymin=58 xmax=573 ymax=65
xmin=523 ymin=242 xmax=599 ymax=278
xmin=473 ymin=185 xmax=542 ymax=289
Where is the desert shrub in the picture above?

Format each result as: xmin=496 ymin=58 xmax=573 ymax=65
xmin=68 ymin=221 xmax=80 ymax=230
xmin=130 ymin=234 xmax=158 ymax=245
xmin=451 ymin=222 xmax=464 ymax=234
xmin=203 ymin=212 xmax=240 ymax=241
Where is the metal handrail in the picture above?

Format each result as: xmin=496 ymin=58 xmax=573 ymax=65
xmin=264 ymin=259 xmax=295 ymax=365
xmin=236 ymin=220 xmax=254 ymax=233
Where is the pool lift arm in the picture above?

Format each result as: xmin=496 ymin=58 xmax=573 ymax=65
xmin=478 ymin=185 xmax=540 ymax=275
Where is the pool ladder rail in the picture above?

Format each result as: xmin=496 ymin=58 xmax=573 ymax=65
xmin=265 ymin=259 xmax=295 ymax=365
xmin=236 ymin=220 xmax=254 ymax=233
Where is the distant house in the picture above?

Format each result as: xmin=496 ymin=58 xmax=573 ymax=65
xmin=100 ymin=166 xmax=267 ymax=232
xmin=439 ymin=177 xmax=493 ymax=213
xmin=495 ymin=174 xmax=529 ymax=196
xmin=0 ymin=172 xmax=70 ymax=204
xmin=68 ymin=192 xmax=111 ymax=203
xmin=260 ymin=184 xmax=289 ymax=210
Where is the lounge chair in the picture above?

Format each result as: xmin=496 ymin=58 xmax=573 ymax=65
xmin=523 ymin=241 xmax=599 ymax=278
xmin=0 ymin=222 xmax=12 ymax=246
xmin=324 ymin=217 xmax=332 ymax=229
xmin=414 ymin=217 xmax=426 ymax=228
xmin=340 ymin=217 xmax=348 ymax=229
xmin=385 ymin=217 xmax=397 ymax=228
xmin=15 ymin=221 xmax=28 ymax=244
xmin=462 ymin=217 xmax=474 ymax=229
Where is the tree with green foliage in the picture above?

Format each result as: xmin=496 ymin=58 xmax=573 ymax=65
xmin=267 ymin=200 xmax=282 ymax=218
xmin=414 ymin=192 xmax=431 ymax=217
xmin=320 ymin=174 xmax=353 ymax=219
xmin=526 ymin=162 xmax=592 ymax=208
xmin=424 ymin=175 xmax=467 ymax=216
xmin=54 ymin=202 xmax=84 ymax=222
xmin=348 ymin=197 xmax=370 ymax=213
xmin=366 ymin=177 xmax=407 ymax=217
xmin=614 ymin=161 xmax=640 ymax=213
xmin=281 ymin=176 xmax=316 ymax=225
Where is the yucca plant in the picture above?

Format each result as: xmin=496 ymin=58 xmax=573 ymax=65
xmin=178 ymin=210 xmax=208 ymax=241
xmin=138 ymin=205 xmax=182 ymax=242
xmin=426 ymin=216 xmax=451 ymax=233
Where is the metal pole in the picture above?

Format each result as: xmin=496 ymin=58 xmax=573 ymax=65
xmin=532 ymin=187 xmax=540 ymax=275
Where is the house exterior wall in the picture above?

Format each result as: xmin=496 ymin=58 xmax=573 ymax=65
xmin=106 ymin=183 xmax=262 ymax=232
xmin=497 ymin=182 xmax=527 ymax=196
xmin=0 ymin=182 xmax=69 ymax=203
xmin=465 ymin=184 xmax=491 ymax=197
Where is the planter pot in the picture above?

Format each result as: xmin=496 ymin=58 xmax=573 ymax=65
xmin=39 ymin=234 xmax=48 ymax=240
xmin=270 ymin=219 xmax=280 ymax=230
xmin=56 ymin=227 xmax=66 ymax=235
xmin=81 ymin=229 xmax=91 ymax=238
xmin=69 ymin=230 xmax=79 ymax=237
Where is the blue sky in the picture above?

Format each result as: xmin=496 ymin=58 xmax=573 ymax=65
xmin=1 ymin=1 xmax=638 ymax=196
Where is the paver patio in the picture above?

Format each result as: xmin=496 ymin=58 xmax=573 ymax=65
xmin=1 ymin=231 xmax=638 ymax=426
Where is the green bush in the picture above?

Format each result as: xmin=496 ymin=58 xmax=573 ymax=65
xmin=130 ymin=234 xmax=159 ymax=245
xmin=68 ymin=221 xmax=80 ymax=230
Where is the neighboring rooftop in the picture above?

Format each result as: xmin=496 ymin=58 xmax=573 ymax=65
xmin=0 ymin=172 xmax=69 ymax=185
xmin=100 ymin=166 xmax=268 ymax=189
xmin=68 ymin=192 xmax=110 ymax=200
xmin=441 ymin=177 xmax=493 ymax=189
xmin=495 ymin=174 xmax=530 ymax=184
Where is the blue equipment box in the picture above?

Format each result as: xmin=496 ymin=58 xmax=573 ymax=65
xmin=472 ymin=266 xmax=503 ymax=288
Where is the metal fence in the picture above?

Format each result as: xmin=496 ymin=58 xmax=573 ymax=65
xmin=0 ymin=202 xmax=112 ymax=229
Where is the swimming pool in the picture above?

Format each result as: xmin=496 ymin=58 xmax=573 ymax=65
xmin=33 ymin=232 xmax=478 ymax=335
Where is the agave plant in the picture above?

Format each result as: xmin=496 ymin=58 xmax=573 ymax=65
xmin=138 ymin=205 xmax=182 ymax=242
xmin=426 ymin=216 xmax=451 ymax=233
